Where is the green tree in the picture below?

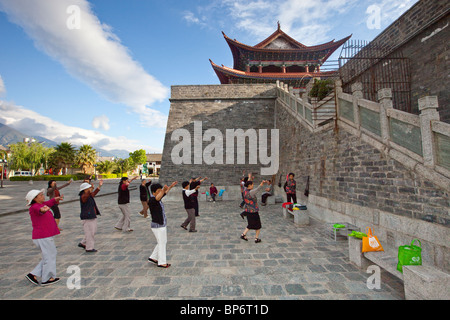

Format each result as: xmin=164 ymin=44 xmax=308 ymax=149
xmin=74 ymin=144 xmax=97 ymax=174
xmin=113 ymin=158 xmax=133 ymax=175
xmin=9 ymin=142 xmax=54 ymax=174
xmin=96 ymin=160 xmax=115 ymax=174
xmin=49 ymin=142 xmax=76 ymax=173
xmin=129 ymin=149 xmax=147 ymax=167
xmin=9 ymin=142 xmax=29 ymax=171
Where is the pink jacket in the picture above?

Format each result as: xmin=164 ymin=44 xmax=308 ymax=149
xmin=29 ymin=198 xmax=60 ymax=239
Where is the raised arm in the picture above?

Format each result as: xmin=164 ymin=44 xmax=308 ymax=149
xmin=249 ymin=180 xmax=268 ymax=197
xmin=58 ymin=180 xmax=72 ymax=190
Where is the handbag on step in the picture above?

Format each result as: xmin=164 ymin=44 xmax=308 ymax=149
xmin=397 ymin=239 xmax=422 ymax=273
xmin=362 ymin=227 xmax=384 ymax=253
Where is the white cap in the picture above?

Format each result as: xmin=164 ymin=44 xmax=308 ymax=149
xmin=79 ymin=182 xmax=92 ymax=192
xmin=26 ymin=189 xmax=45 ymax=206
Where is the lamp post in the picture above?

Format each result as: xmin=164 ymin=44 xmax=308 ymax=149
xmin=0 ymin=159 xmax=7 ymax=188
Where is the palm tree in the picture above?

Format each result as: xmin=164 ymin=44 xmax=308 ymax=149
xmin=74 ymin=144 xmax=97 ymax=174
xmin=96 ymin=160 xmax=115 ymax=174
xmin=113 ymin=158 xmax=133 ymax=175
xmin=50 ymin=142 xmax=75 ymax=174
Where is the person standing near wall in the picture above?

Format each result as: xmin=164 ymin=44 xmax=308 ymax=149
xmin=78 ymin=180 xmax=103 ymax=253
xmin=25 ymin=189 xmax=63 ymax=286
xmin=47 ymin=179 xmax=72 ymax=231
xmin=284 ymin=173 xmax=297 ymax=204
xmin=115 ymin=176 xmax=138 ymax=232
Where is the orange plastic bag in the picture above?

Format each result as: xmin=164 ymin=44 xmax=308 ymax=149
xmin=362 ymin=227 xmax=384 ymax=252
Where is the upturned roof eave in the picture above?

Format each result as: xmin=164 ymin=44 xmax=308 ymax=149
xmin=209 ymin=59 xmax=336 ymax=80
xmin=222 ymin=31 xmax=351 ymax=54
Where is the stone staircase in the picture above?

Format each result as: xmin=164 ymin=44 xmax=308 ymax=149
xmin=311 ymin=93 xmax=336 ymax=125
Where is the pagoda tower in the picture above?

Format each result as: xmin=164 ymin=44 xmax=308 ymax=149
xmin=210 ymin=22 xmax=351 ymax=90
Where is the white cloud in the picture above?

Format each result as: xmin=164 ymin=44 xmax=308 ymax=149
xmin=0 ymin=100 xmax=161 ymax=153
xmin=183 ymin=11 xmax=203 ymax=26
xmin=191 ymin=0 xmax=416 ymax=46
xmin=215 ymin=0 xmax=357 ymax=44
xmin=0 ymin=0 xmax=169 ymax=128
xmin=92 ymin=115 xmax=110 ymax=131
xmin=374 ymin=0 xmax=419 ymax=26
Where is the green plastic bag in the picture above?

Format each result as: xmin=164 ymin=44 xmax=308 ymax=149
xmin=348 ymin=231 xmax=367 ymax=239
xmin=397 ymin=239 xmax=422 ymax=273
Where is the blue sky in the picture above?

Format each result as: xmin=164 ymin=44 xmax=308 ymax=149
xmin=0 ymin=0 xmax=418 ymax=155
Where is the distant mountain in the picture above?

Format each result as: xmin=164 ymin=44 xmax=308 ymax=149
xmin=0 ymin=122 xmax=40 ymax=146
xmin=0 ymin=122 xmax=130 ymax=159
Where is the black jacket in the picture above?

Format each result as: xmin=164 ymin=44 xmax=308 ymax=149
xmin=118 ymin=184 xmax=130 ymax=204
xmin=148 ymin=194 xmax=165 ymax=225
xmin=80 ymin=193 xmax=100 ymax=220
xmin=182 ymin=190 xmax=195 ymax=209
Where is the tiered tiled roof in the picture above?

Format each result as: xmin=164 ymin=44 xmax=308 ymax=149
xmin=210 ymin=23 xmax=351 ymax=87
xmin=210 ymin=60 xmax=337 ymax=87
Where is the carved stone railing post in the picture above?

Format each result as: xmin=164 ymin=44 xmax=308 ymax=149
xmin=378 ymin=88 xmax=393 ymax=145
xmin=419 ymin=96 xmax=440 ymax=167
xmin=351 ymin=82 xmax=363 ymax=130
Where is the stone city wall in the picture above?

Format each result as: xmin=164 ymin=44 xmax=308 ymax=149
xmin=160 ymin=84 xmax=278 ymax=186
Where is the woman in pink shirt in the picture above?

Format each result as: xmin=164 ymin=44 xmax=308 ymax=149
xmin=25 ymin=189 xmax=63 ymax=286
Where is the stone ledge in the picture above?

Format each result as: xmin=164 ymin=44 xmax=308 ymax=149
xmin=403 ymin=265 xmax=450 ymax=300
xmin=305 ymin=193 xmax=450 ymax=271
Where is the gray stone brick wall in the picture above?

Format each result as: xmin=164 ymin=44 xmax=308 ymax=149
xmin=275 ymin=100 xmax=449 ymax=228
xmin=160 ymin=84 xmax=278 ymax=185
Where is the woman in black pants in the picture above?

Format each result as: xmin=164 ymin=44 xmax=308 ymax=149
xmin=240 ymin=179 xmax=268 ymax=243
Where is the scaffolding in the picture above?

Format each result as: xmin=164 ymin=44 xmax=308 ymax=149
xmin=338 ymin=40 xmax=412 ymax=113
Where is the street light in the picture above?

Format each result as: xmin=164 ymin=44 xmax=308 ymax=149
xmin=0 ymin=159 xmax=7 ymax=188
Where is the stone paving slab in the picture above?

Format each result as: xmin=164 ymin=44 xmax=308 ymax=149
xmin=0 ymin=182 xmax=405 ymax=300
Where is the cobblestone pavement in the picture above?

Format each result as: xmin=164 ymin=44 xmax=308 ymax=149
xmin=0 ymin=181 xmax=405 ymax=300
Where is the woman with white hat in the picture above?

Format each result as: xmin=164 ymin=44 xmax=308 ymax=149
xmin=25 ymin=189 xmax=63 ymax=286
xmin=78 ymin=180 xmax=103 ymax=253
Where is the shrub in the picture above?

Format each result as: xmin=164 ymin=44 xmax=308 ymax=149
xmin=96 ymin=173 xmax=128 ymax=179
xmin=10 ymin=174 xmax=81 ymax=181
xmin=309 ymin=79 xmax=334 ymax=101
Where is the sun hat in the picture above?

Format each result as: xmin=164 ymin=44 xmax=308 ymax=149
xmin=79 ymin=182 xmax=93 ymax=192
xmin=26 ymin=189 xmax=45 ymax=206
